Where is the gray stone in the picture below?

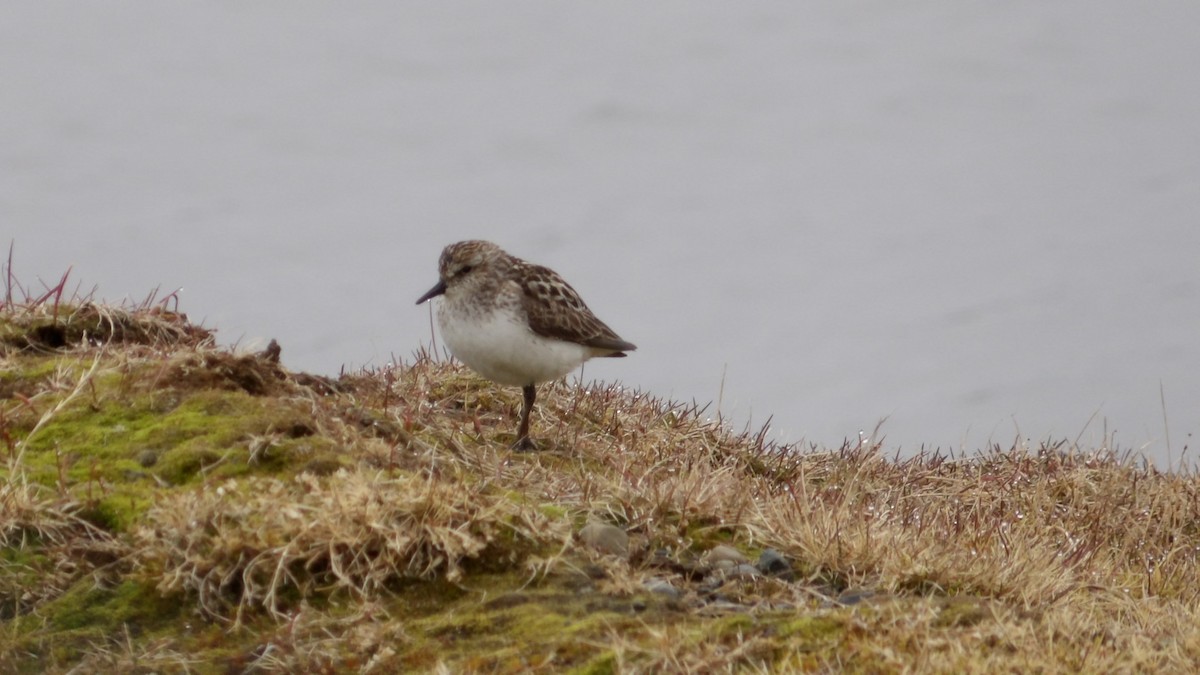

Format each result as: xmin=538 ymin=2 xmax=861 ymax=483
xmin=643 ymin=578 xmax=683 ymax=599
xmin=728 ymin=563 xmax=763 ymax=580
xmin=578 ymin=523 xmax=629 ymax=557
xmin=757 ymin=549 xmax=792 ymax=578
xmin=703 ymin=544 xmax=749 ymax=566
xmin=711 ymin=559 xmax=738 ymax=573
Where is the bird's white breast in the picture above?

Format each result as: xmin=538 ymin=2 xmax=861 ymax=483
xmin=437 ymin=300 xmax=596 ymax=386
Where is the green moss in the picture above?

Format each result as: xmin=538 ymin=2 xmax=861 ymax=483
xmin=1 ymin=368 xmax=332 ymax=533
xmin=776 ymin=614 xmax=845 ymax=641
xmin=3 ymin=577 xmax=184 ymax=670
xmin=0 ymin=548 xmax=50 ymax=620
xmin=0 ymin=355 xmax=61 ymax=385
xmin=571 ymin=652 xmax=617 ymax=675
xmin=393 ymin=571 xmax=671 ymax=672
xmin=714 ymin=613 xmax=758 ymax=636
xmin=45 ymin=579 xmax=178 ymax=633
xmin=77 ymin=497 xmax=142 ymax=532
xmin=934 ymin=596 xmax=990 ymax=628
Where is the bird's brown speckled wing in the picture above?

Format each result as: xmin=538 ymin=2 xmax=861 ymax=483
xmin=517 ymin=263 xmax=636 ymax=354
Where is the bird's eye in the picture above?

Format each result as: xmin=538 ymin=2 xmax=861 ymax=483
xmin=459 ymin=265 xmax=474 ymax=276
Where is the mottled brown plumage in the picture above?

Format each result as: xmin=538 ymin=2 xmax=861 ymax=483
xmin=515 ymin=261 xmax=636 ymax=354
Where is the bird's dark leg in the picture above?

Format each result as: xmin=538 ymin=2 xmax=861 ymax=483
xmin=514 ymin=384 xmax=537 ymax=451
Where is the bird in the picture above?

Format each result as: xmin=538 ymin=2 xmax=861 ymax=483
xmin=416 ymin=240 xmax=635 ymax=450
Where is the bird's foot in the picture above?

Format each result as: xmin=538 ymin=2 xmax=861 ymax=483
xmin=512 ymin=436 xmax=538 ymax=452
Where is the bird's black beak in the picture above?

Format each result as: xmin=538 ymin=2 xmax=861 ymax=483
xmin=416 ymin=280 xmax=447 ymax=305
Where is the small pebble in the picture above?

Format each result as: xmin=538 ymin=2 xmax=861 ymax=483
xmin=837 ymin=589 xmax=877 ymax=606
xmin=647 ymin=548 xmax=674 ymax=568
xmin=703 ymin=600 xmax=753 ymax=614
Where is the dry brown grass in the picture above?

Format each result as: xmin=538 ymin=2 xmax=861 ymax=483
xmin=138 ymin=469 xmax=571 ymax=624
xmin=2 ymin=279 xmax=1200 ymax=672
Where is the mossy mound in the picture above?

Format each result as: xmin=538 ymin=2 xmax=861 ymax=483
xmin=3 ymin=300 xmax=1200 ymax=673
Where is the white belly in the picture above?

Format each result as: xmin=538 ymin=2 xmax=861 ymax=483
xmin=438 ymin=304 xmax=596 ymax=386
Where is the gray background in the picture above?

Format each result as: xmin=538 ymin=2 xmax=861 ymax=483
xmin=4 ymin=3 xmax=1197 ymax=464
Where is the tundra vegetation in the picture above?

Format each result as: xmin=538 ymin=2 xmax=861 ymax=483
xmin=2 ymin=274 xmax=1199 ymax=673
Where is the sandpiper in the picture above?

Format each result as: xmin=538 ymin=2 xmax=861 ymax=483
xmin=416 ymin=240 xmax=636 ymax=449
